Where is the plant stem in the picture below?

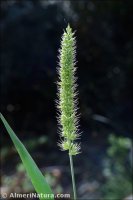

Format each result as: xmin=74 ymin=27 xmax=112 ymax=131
xmin=69 ymin=154 xmax=77 ymax=200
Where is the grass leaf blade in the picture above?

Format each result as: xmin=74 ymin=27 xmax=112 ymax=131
xmin=0 ymin=113 xmax=54 ymax=200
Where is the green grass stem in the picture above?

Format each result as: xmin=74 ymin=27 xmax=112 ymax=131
xmin=69 ymin=154 xmax=77 ymax=200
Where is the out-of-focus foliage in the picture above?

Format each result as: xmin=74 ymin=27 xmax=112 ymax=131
xmin=2 ymin=163 xmax=63 ymax=197
xmin=102 ymin=134 xmax=132 ymax=199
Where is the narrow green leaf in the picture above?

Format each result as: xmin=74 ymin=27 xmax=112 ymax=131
xmin=0 ymin=113 xmax=54 ymax=200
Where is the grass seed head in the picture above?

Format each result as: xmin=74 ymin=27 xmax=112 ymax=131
xmin=57 ymin=24 xmax=81 ymax=156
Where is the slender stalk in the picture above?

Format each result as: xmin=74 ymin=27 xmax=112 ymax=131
xmin=69 ymin=154 xmax=77 ymax=200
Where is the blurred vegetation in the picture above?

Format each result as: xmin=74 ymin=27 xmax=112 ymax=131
xmin=102 ymin=135 xmax=132 ymax=199
xmin=1 ymin=134 xmax=132 ymax=199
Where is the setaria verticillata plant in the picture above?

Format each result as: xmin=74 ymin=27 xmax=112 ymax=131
xmin=56 ymin=24 xmax=81 ymax=200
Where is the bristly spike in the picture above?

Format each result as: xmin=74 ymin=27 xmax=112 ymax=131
xmin=56 ymin=24 xmax=81 ymax=155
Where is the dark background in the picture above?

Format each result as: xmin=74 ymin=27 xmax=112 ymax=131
xmin=0 ymin=0 xmax=133 ymax=199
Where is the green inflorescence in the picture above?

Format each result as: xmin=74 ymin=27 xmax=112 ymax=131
xmin=57 ymin=24 xmax=81 ymax=156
